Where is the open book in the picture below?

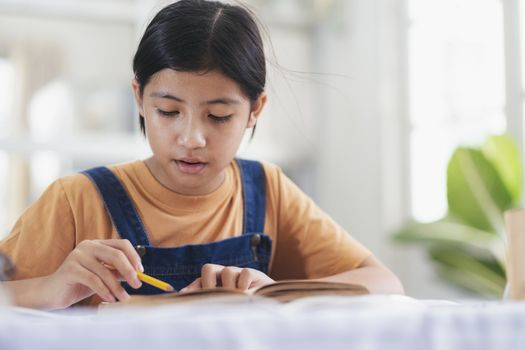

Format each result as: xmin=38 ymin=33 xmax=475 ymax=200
xmin=101 ymin=280 xmax=369 ymax=308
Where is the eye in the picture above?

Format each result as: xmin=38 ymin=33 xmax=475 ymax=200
xmin=208 ymin=114 xmax=233 ymax=123
xmin=156 ymin=108 xmax=180 ymax=117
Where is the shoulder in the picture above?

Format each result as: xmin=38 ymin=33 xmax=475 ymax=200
xmin=259 ymin=160 xmax=283 ymax=179
xmin=235 ymin=159 xmax=286 ymax=189
xmin=258 ymin=160 xmax=300 ymax=196
xmin=57 ymin=172 xmax=94 ymax=191
xmin=55 ymin=161 xmax=138 ymax=201
xmin=245 ymin=159 xmax=303 ymax=207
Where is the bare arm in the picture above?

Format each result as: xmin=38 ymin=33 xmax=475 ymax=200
xmin=2 ymin=277 xmax=55 ymax=309
xmin=1 ymin=239 xmax=144 ymax=310
xmin=317 ymin=255 xmax=405 ymax=294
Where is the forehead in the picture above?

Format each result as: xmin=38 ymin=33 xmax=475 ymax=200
xmin=146 ymin=69 xmax=247 ymax=102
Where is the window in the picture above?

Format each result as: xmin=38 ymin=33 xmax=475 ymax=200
xmin=408 ymin=0 xmax=506 ymax=222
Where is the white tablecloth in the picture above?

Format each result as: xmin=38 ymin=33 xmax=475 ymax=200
xmin=1 ymin=295 xmax=524 ymax=350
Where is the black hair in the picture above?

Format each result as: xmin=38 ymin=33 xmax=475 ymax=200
xmin=133 ymin=0 xmax=266 ymax=135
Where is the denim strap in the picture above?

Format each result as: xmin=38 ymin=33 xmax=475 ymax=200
xmin=82 ymin=167 xmax=150 ymax=247
xmin=236 ymin=159 xmax=266 ymax=233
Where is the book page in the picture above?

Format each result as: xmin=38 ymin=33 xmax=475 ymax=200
xmin=100 ymin=280 xmax=369 ymax=309
xmin=253 ymin=280 xmax=369 ymax=302
xmin=100 ymin=287 xmax=253 ymax=310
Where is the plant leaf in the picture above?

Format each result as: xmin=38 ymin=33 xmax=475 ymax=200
xmin=447 ymin=147 xmax=513 ymax=235
xmin=393 ymin=218 xmax=504 ymax=265
xmin=481 ymin=135 xmax=522 ymax=206
xmin=429 ymin=246 xmax=506 ymax=297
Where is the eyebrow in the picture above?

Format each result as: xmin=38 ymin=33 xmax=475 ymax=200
xmin=149 ymin=92 xmax=241 ymax=105
xmin=150 ymin=92 xmax=184 ymax=102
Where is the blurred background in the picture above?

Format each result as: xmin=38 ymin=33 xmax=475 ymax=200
xmin=0 ymin=0 xmax=523 ymax=300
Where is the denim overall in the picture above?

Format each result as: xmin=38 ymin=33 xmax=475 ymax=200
xmin=82 ymin=159 xmax=272 ymax=294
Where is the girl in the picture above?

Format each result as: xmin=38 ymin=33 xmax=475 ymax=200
xmin=0 ymin=0 xmax=403 ymax=310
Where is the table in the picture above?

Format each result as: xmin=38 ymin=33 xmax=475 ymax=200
xmin=1 ymin=295 xmax=524 ymax=350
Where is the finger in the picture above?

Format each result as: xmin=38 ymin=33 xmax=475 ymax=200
xmin=83 ymin=241 xmax=141 ymax=289
xmin=201 ymin=263 xmax=223 ymax=289
xmin=99 ymin=239 xmax=143 ymax=272
xmin=180 ymin=278 xmax=202 ymax=293
xmin=72 ymin=264 xmax=116 ymax=303
xmin=76 ymin=250 xmax=133 ymax=300
xmin=221 ymin=266 xmax=241 ymax=289
xmin=237 ymin=268 xmax=254 ymax=290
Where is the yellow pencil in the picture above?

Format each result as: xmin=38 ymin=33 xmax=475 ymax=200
xmin=136 ymin=271 xmax=174 ymax=292
xmin=104 ymin=264 xmax=174 ymax=292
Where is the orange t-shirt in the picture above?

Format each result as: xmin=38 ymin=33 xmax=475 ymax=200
xmin=0 ymin=160 xmax=370 ymax=303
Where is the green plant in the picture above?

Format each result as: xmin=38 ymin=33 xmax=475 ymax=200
xmin=394 ymin=134 xmax=522 ymax=297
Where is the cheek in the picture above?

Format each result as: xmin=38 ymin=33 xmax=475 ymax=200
xmin=144 ymin=109 xmax=168 ymax=133
xmin=221 ymin=121 xmax=249 ymax=149
xmin=214 ymin=119 xmax=247 ymax=140
xmin=144 ymin=115 xmax=168 ymax=145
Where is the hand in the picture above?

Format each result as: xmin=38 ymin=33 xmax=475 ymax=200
xmin=42 ymin=239 xmax=143 ymax=309
xmin=180 ymin=263 xmax=274 ymax=292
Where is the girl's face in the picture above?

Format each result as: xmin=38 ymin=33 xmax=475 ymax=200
xmin=132 ymin=69 xmax=266 ymax=196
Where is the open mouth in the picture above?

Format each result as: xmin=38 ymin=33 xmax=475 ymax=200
xmin=174 ymin=159 xmax=207 ymax=174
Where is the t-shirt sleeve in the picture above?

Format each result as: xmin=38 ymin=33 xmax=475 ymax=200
xmin=0 ymin=179 xmax=76 ymax=280
xmin=265 ymin=163 xmax=371 ymax=280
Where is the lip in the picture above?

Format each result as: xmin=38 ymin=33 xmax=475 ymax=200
xmin=174 ymin=158 xmax=207 ymax=175
xmin=178 ymin=157 xmax=205 ymax=164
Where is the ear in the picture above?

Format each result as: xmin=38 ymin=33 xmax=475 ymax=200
xmin=131 ymin=79 xmax=145 ymax=116
xmin=247 ymin=93 xmax=267 ymax=128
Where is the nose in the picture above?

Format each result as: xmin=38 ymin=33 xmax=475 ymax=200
xmin=176 ymin=115 xmax=206 ymax=149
